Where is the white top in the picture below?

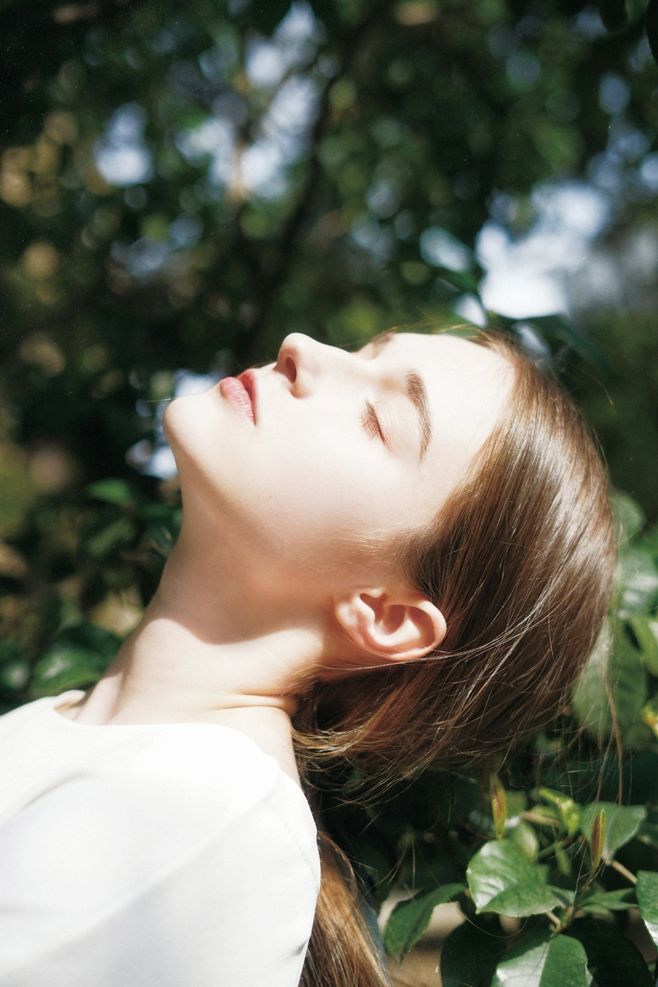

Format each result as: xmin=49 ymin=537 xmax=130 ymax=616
xmin=0 ymin=689 xmax=320 ymax=987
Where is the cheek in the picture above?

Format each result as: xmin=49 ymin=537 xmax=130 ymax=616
xmin=261 ymin=427 xmax=386 ymax=532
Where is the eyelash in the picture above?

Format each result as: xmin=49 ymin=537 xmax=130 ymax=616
xmin=363 ymin=401 xmax=385 ymax=443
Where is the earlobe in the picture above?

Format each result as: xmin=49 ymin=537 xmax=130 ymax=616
xmin=333 ymin=588 xmax=447 ymax=666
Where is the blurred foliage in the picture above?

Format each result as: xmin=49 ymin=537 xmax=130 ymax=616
xmin=1 ymin=1 xmax=657 ymax=983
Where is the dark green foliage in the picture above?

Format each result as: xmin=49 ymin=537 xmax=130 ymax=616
xmin=441 ymin=919 xmax=505 ymax=987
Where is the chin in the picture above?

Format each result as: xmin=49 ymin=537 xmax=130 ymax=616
xmin=162 ymin=391 xmax=244 ymax=510
xmin=162 ymin=392 xmax=214 ymax=471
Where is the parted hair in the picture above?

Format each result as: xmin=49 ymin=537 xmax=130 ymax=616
xmin=292 ymin=328 xmax=617 ymax=987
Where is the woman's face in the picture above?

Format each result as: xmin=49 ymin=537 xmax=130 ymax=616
xmin=164 ymin=331 xmax=514 ymax=598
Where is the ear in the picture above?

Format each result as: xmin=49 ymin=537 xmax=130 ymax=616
xmin=333 ymin=588 xmax=447 ymax=665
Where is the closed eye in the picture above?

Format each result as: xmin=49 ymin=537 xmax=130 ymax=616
xmin=362 ymin=401 xmax=386 ymax=443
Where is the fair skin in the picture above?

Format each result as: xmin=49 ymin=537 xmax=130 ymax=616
xmin=56 ymin=331 xmax=513 ymax=785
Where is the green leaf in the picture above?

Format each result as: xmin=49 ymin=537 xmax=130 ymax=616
xmin=84 ymin=516 xmax=138 ymax=559
xmin=383 ymin=882 xmax=464 ymax=962
xmin=441 ymin=920 xmax=505 ymax=987
xmin=630 ymin=615 xmax=658 ymax=676
xmin=609 ymin=628 xmax=649 ymax=739
xmin=572 ymin=622 xmax=613 ymax=740
xmin=578 ymin=888 xmax=635 ymax=916
xmin=554 ymin=841 xmax=572 ymax=877
xmin=618 ymin=546 xmax=658 ymax=615
xmin=568 ymin=916 xmax=653 ymax=987
xmin=611 ymin=491 xmax=645 ymax=542
xmin=491 ymin=928 xmax=589 ymax=987
xmin=507 ymin=820 xmax=539 ymax=862
xmin=436 ymin=267 xmax=482 ymax=295
xmin=572 ymin=619 xmax=647 ymax=743
xmin=30 ymin=645 xmax=107 ymax=696
xmin=538 ymin=788 xmax=581 ymax=836
xmin=638 ymin=819 xmax=658 ymax=848
xmin=524 ymin=313 xmax=607 ymax=374
xmin=641 ymin=690 xmax=658 ymax=737
xmin=29 ymin=622 xmax=121 ymax=697
xmin=580 ymin=802 xmax=646 ymax=862
xmin=636 ymin=871 xmax=658 ymax=949
xmin=466 ymin=841 xmax=566 ymax=917
xmin=85 ymin=478 xmax=142 ymax=507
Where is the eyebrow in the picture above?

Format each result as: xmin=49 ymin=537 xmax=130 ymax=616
xmin=406 ymin=370 xmax=432 ymax=461
xmin=368 ymin=331 xmax=432 ymax=461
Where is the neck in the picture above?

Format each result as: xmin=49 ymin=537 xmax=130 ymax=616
xmin=72 ymin=519 xmax=325 ymax=737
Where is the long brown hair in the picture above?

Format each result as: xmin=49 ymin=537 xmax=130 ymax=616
xmin=291 ymin=328 xmax=617 ymax=987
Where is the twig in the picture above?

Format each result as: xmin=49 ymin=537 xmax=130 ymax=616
xmin=609 ymin=859 xmax=637 ymax=885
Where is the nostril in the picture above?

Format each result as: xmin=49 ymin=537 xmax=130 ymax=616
xmin=284 ymin=356 xmax=297 ymax=384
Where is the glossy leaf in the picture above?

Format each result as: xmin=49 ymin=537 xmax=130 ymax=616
xmin=636 ymin=871 xmax=658 ymax=950
xmin=466 ymin=841 xmax=566 ymax=917
xmin=383 ymin=882 xmax=464 ymax=962
xmin=580 ymin=802 xmax=646 ymax=862
xmin=491 ymin=928 xmax=589 ymax=987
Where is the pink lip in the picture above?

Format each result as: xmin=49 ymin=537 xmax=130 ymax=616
xmin=219 ymin=371 xmax=257 ymax=424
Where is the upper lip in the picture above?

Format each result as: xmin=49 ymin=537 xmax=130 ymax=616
xmin=237 ymin=369 xmax=257 ymax=424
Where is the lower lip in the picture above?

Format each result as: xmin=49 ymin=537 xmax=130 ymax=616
xmin=219 ymin=377 xmax=255 ymax=424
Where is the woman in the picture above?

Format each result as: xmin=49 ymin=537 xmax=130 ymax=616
xmin=0 ymin=327 xmax=615 ymax=987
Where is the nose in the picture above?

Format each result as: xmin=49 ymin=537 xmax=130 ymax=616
xmin=275 ymin=332 xmax=337 ymax=397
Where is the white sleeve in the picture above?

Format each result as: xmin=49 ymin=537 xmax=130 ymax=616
xmin=0 ymin=795 xmax=319 ymax=987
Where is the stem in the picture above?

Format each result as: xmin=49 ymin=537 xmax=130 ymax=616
xmin=546 ymin=911 xmax=562 ymax=932
xmin=521 ymin=811 xmax=560 ymax=828
xmin=609 ymin=859 xmax=637 ymax=885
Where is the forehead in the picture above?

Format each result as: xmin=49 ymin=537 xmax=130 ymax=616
xmin=371 ymin=332 xmax=515 ymax=400
xmin=384 ymin=330 xmax=509 ymax=380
